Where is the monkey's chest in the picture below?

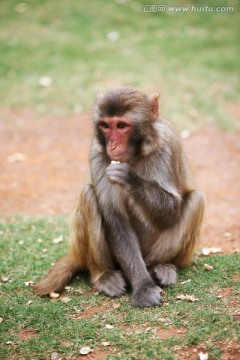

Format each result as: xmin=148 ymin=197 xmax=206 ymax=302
xmin=126 ymin=199 xmax=159 ymax=251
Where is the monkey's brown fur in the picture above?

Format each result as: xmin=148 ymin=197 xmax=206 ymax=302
xmin=33 ymin=87 xmax=204 ymax=307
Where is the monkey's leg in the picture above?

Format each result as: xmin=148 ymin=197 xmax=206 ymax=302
xmin=146 ymin=190 xmax=205 ymax=285
xmin=150 ymin=264 xmax=177 ymax=286
xmin=173 ymin=189 xmax=205 ymax=267
xmin=73 ymin=184 xmax=127 ymax=297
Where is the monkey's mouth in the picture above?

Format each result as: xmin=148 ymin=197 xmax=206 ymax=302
xmin=109 ymin=154 xmax=128 ymax=162
xmin=107 ymin=149 xmax=128 ymax=162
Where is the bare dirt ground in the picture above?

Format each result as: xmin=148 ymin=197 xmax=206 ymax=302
xmin=0 ymin=109 xmax=239 ymax=253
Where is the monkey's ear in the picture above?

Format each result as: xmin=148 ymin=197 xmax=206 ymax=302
xmin=96 ymin=92 xmax=104 ymax=103
xmin=149 ymin=93 xmax=160 ymax=121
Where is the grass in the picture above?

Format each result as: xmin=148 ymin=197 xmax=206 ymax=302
xmin=0 ymin=216 xmax=239 ymax=359
xmin=0 ymin=0 xmax=239 ymax=130
xmin=0 ymin=1 xmax=239 ymax=359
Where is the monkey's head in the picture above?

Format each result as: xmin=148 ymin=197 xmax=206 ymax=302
xmin=93 ymin=87 xmax=160 ymax=162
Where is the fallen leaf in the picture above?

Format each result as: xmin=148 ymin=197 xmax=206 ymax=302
xmin=199 ymin=352 xmax=209 ymax=360
xmin=39 ymin=76 xmax=52 ymax=87
xmin=202 ymin=247 xmax=222 ymax=256
xmin=25 ymin=280 xmax=34 ymax=286
xmin=204 ymin=264 xmax=213 ymax=271
xmin=79 ymin=346 xmax=92 ymax=355
xmin=107 ymin=31 xmax=120 ymax=42
xmin=112 ymin=303 xmax=121 ymax=309
xmin=6 ymin=341 xmax=13 ymax=345
xmin=60 ymin=295 xmax=71 ymax=303
xmin=145 ymin=327 xmax=152 ymax=332
xmin=2 ymin=277 xmax=10 ymax=283
xmin=7 ymin=152 xmax=27 ymax=163
xmin=176 ymin=294 xmax=198 ymax=302
xmin=0 ymin=317 xmax=3 ymax=323
xmin=105 ymin=324 xmax=114 ymax=329
xmin=185 ymin=295 xmax=198 ymax=302
xmin=102 ymin=341 xmax=111 ymax=347
xmin=180 ymin=279 xmax=191 ymax=284
xmin=224 ymin=232 xmax=232 ymax=238
xmin=51 ymin=352 xmax=59 ymax=360
xmin=180 ymin=130 xmax=191 ymax=139
xmin=176 ymin=294 xmax=186 ymax=301
xmin=52 ymin=235 xmax=64 ymax=244
xmin=49 ymin=292 xmax=60 ymax=299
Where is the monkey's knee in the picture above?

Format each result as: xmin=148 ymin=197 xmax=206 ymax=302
xmin=93 ymin=270 xmax=127 ymax=298
xmin=151 ymin=264 xmax=177 ymax=286
xmin=189 ymin=189 xmax=205 ymax=215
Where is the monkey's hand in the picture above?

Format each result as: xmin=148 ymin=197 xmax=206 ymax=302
xmin=107 ymin=162 xmax=133 ymax=186
xmin=132 ymin=282 xmax=163 ymax=307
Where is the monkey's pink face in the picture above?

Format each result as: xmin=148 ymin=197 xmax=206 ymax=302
xmin=99 ymin=117 xmax=133 ymax=162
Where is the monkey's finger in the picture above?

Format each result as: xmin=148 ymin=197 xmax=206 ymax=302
xmin=108 ymin=176 xmax=124 ymax=185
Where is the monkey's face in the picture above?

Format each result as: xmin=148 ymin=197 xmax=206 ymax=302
xmin=98 ymin=116 xmax=134 ymax=162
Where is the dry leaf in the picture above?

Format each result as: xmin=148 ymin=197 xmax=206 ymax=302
xmin=105 ymin=324 xmax=114 ymax=329
xmin=176 ymin=294 xmax=186 ymax=301
xmin=204 ymin=264 xmax=213 ymax=271
xmin=112 ymin=303 xmax=121 ymax=309
xmin=180 ymin=279 xmax=191 ymax=284
xmin=2 ymin=277 xmax=10 ymax=283
xmin=180 ymin=130 xmax=191 ymax=139
xmin=7 ymin=152 xmax=27 ymax=163
xmin=185 ymin=295 xmax=198 ymax=302
xmin=53 ymin=235 xmax=64 ymax=244
xmin=60 ymin=295 xmax=71 ymax=303
xmin=199 ymin=352 xmax=209 ymax=360
xmin=176 ymin=294 xmax=198 ymax=302
xmin=25 ymin=280 xmax=34 ymax=286
xmin=51 ymin=352 xmax=59 ymax=360
xmin=102 ymin=341 xmax=111 ymax=347
xmin=49 ymin=292 xmax=60 ymax=299
xmin=107 ymin=31 xmax=120 ymax=42
xmin=0 ymin=317 xmax=3 ymax=323
xmin=79 ymin=347 xmax=92 ymax=355
xmin=39 ymin=76 xmax=52 ymax=87
xmin=202 ymin=247 xmax=222 ymax=256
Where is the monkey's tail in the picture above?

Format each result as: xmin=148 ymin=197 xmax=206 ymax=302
xmin=32 ymin=255 xmax=81 ymax=296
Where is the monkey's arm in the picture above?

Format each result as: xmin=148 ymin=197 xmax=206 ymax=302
xmin=107 ymin=162 xmax=182 ymax=228
xmin=104 ymin=211 xmax=163 ymax=306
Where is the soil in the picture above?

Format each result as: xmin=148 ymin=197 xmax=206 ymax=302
xmin=0 ymin=109 xmax=239 ymax=254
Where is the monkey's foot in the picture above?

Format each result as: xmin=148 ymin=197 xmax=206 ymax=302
xmin=132 ymin=282 xmax=163 ymax=307
xmin=152 ymin=264 xmax=177 ymax=286
xmin=94 ymin=270 xmax=127 ymax=298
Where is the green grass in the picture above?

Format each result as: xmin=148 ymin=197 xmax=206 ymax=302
xmin=0 ymin=216 xmax=239 ymax=359
xmin=0 ymin=0 xmax=239 ymax=129
xmin=0 ymin=2 xmax=239 ymax=359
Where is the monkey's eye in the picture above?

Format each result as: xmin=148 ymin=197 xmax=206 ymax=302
xmin=99 ymin=121 xmax=109 ymax=129
xmin=117 ymin=122 xmax=127 ymax=129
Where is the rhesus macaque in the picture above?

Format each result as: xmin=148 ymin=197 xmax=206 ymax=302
xmin=33 ymin=87 xmax=205 ymax=307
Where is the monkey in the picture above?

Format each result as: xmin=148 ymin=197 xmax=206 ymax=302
xmin=33 ymin=87 xmax=205 ymax=307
